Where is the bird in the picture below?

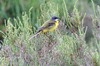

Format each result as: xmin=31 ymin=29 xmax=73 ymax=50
xmin=29 ymin=16 xmax=60 ymax=40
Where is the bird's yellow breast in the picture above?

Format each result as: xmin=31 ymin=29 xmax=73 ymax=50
xmin=42 ymin=20 xmax=59 ymax=33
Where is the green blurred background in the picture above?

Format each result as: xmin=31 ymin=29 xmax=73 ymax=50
xmin=0 ymin=0 xmax=100 ymax=39
xmin=0 ymin=0 xmax=100 ymax=65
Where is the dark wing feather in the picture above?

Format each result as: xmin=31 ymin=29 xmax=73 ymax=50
xmin=36 ymin=27 xmax=45 ymax=33
xmin=36 ymin=20 xmax=55 ymax=33
xmin=48 ymin=23 xmax=55 ymax=27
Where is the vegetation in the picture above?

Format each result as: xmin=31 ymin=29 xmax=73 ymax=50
xmin=0 ymin=0 xmax=100 ymax=66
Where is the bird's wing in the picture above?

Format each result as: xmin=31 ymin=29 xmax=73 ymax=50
xmin=42 ymin=20 xmax=55 ymax=27
xmin=41 ymin=20 xmax=55 ymax=29
xmin=36 ymin=20 xmax=55 ymax=33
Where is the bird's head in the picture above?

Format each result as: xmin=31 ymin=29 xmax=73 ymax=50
xmin=51 ymin=16 xmax=60 ymax=22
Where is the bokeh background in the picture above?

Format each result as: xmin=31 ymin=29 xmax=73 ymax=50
xmin=0 ymin=0 xmax=100 ymax=39
xmin=0 ymin=0 xmax=100 ymax=66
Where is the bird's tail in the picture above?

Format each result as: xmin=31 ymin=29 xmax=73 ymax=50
xmin=29 ymin=32 xmax=40 ymax=40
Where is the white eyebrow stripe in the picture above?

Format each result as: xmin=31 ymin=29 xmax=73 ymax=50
xmin=55 ymin=19 xmax=59 ymax=21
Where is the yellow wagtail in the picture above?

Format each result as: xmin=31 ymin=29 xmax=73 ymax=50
xmin=29 ymin=16 xmax=60 ymax=40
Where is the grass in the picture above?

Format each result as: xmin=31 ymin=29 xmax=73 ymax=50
xmin=0 ymin=0 xmax=100 ymax=66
